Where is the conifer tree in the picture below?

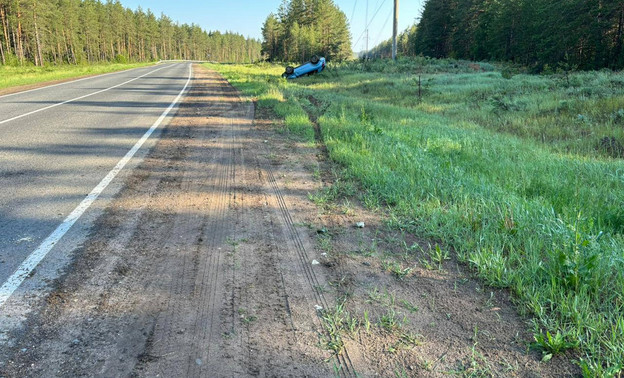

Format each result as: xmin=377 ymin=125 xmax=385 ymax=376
xmin=406 ymin=0 xmax=624 ymax=70
xmin=0 ymin=0 xmax=262 ymax=66
xmin=261 ymin=0 xmax=352 ymax=62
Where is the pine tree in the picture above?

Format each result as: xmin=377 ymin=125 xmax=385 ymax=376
xmin=262 ymin=13 xmax=281 ymax=61
xmin=409 ymin=0 xmax=624 ymax=70
xmin=414 ymin=0 xmax=453 ymax=58
xmin=261 ymin=0 xmax=352 ymax=62
xmin=0 ymin=0 xmax=262 ymax=66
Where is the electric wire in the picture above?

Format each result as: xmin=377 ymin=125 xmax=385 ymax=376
xmin=373 ymin=8 xmax=393 ymax=49
xmin=349 ymin=0 xmax=358 ymax=25
xmin=353 ymin=0 xmax=388 ymax=47
xmin=353 ymin=0 xmax=388 ymax=48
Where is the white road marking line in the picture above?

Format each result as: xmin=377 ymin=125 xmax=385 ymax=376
xmin=0 ymin=63 xmax=193 ymax=308
xmin=0 ymin=63 xmax=163 ymax=100
xmin=0 ymin=64 xmax=171 ymax=126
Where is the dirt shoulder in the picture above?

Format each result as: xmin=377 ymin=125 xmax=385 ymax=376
xmin=0 ymin=65 xmax=578 ymax=377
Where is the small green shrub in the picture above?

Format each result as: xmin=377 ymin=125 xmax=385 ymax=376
xmin=114 ymin=54 xmax=128 ymax=64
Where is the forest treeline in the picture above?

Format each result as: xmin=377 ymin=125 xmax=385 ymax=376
xmin=369 ymin=25 xmax=417 ymax=59
xmin=373 ymin=0 xmax=624 ymax=71
xmin=261 ymin=0 xmax=352 ymax=62
xmin=0 ymin=0 xmax=262 ymax=66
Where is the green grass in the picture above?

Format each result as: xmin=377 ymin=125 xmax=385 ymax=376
xmin=319 ymin=302 xmax=359 ymax=355
xmin=208 ymin=59 xmax=624 ymax=376
xmin=0 ymin=62 xmax=154 ymax=91
xmin=205 ymin=63 xmax=315 ymax=143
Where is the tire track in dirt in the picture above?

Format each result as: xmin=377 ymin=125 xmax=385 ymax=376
xmin=0 ymin=66 xmax=354 ymax=377
xmin=261 ymin=157 xmax=357 ymax=376
xmin=221 ymin=86 xmax=329 ymax=376
xmin=187 ymin=99 xmax=235 ymax=376
xmin=137 ymin=72 xmax=241 ymax=377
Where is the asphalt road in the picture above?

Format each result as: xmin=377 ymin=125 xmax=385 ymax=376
xmin=0 ymin=63 xmax=191 ymax=310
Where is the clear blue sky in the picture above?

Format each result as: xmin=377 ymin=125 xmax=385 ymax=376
xmin=118 ymin=0 xmax=424 ymax=52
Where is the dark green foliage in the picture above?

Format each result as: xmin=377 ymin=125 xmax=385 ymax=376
xmin=413 ymin=0 xmax=453 ymax=59
xmin=0 ymin=0 xmax=262 ymax=66
xmin=376 ymin=0 xmax=624 ymax=71
xmin=261 ymin=0 xmax=352 ymax=62
xmin=368 ymin=25 xmax=417 ymax=59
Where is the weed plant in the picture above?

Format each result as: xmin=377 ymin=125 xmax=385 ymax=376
xmin=319 ymin=302 xmax=359 ymax=355
xmin=208 ymin=59 xmax=624 ymax=375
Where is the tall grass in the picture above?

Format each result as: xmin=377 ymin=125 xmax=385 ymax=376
xmin=208 ymin=63 xmax=315 ymax=142
xmin=209 ymin=59 xmax=624 ymax=376
xmin=0 ymin=62 xmax=153 ymax=91
xmin=308 ymin=59 xmax=624 ymax=160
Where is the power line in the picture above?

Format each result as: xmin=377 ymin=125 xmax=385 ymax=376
xmin=349 ymin=0 xmax=358 ymax=25
xmin=365 ymin=0 xmax=369 ymax=54
xmin=372 ymin=0 xmax=384 ymax=15
xmin=367 ymin=0 xmax=384 ymax=53
xmin=367 ymin=0 xmax=388 ymax=38
xmin=353 ymin=0 xmax=388 ymax=48
xmin=373 ymin=8 xmax=393 ymax=48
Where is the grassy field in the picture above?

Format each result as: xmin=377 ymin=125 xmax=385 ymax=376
xmin=208 ymin=58 xmax=624 ymax=376
xmin=0 ymin=62 xmax=154 ymax=91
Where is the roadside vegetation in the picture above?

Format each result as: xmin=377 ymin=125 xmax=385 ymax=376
xmin=0 ymin=62 xmax=153 ymax=91
xmin=210 ymin=58 xmax=624 ymax=376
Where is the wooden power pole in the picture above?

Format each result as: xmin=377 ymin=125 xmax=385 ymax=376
xmin=392 ymin=0 xmax=399 ymax=60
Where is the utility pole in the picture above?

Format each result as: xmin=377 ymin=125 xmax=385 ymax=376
xmin=392 ymin=0 xmax=399 ymax=61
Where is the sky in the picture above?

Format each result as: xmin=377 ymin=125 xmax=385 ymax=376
xmin=118 ymin=0 xmax=425 ymax=52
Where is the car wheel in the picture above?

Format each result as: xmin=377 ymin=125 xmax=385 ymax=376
xmin=310 ymin=55 xmax=319 ymax=64
xmin=285 ymin=66 xmax=294 ymax=75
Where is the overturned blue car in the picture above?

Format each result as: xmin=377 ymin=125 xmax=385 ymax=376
xmin=282 ymin=55 xmax=326 ymax=79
